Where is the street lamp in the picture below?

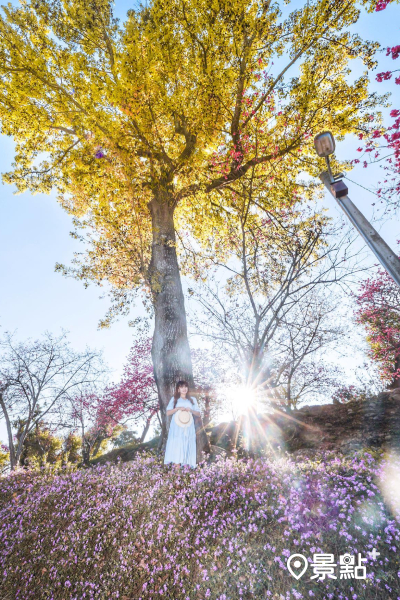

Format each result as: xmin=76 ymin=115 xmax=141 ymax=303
xmin=314 ymin=131 xmax=348 ymax=198
xmin=314 ymin=131 xmax=400 ymax=289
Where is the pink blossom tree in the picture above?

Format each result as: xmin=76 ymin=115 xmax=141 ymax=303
xmin=355 ymin=257 xmax=400 ymax=388
xmin=64 ymin=337 xmax=159 ymax=464
xmin=100 ymin=337 xmax=159 ymax=446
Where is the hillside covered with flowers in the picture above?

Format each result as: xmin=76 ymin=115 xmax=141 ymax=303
xmin=1 ymin=449 xmax=400 ymax=600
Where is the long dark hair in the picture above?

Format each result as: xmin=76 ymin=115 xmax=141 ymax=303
xmin=173 ymin=380 xmax=194 ymax=408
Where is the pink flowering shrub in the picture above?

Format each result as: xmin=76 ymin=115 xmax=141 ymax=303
xmin=1 ymin=450 xmax=400 ymax=600
xmin=355 ymin=264 xmax=400 ymax=387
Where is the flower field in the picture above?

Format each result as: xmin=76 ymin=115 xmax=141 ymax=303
xmin=1 ymin=449 xmax=400 ymax=600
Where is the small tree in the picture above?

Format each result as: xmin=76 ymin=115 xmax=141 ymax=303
xmin=332 ymin=384 xmax=369 ymax=404
xmin=112 ymin=430 xmax=139 ymax=448
xmin=102 ymin=337 xmax=159 ymax=444
xmin=269 ymin=290 xmax=344 ymax=410
xmin=18 ymin=420 xmax=64 ymax=469
xmin=331 ymin=361 xmax=384 ymax=402
xmin=67 ymin=390 xmax=124 ymax=465
xmin=62 ymin=430 xmax=81 ymax=465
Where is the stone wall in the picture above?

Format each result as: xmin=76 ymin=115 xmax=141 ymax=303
xmin=207 ymin=388 xmax=400 ymax=457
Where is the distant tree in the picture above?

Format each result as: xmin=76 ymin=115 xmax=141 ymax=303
xmin=355 ymin=263 xmax=400 ymax=388
xmin=332 ymin=384 xmax=369 ymax=404
xmin=269 ymin=290 xmax=344 ymax=410
xmin=18 ymin=419 xmax=64 ymax=469
xmin=62 ymin=430 xmax=81 ymax=465
xmin=0 ymin=331 xmax=105 ymax=470
xmin=331 ymin=362 xmax=384 ymax=403
xmin=67 ymin=390 xmax=124 ymax=465
xmin=112 ymin=430 xmax=139 ymax=449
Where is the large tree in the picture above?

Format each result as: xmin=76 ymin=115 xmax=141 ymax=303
xmin=0 ymin=0 xmax=383 ymax=450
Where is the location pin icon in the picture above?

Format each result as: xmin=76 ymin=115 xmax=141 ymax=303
xmin=287 ymin=554 xmax=308 ymax=580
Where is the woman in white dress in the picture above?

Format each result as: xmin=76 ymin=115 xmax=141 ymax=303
xmin=164 ymin=380 xmax=201 ymax=469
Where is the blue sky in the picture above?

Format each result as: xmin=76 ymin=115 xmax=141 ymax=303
xmin=0 ymin=1 xmax=399 ymax=445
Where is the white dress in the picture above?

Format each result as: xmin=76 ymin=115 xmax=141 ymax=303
xmin=164 ymin=396 xmax=199 ymax=468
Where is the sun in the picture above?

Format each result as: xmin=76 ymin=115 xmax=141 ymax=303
xmin=226 ymin=385 xmax=257 ymax=417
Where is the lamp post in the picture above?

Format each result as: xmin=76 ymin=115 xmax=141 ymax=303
xmin=314 ymin=131 xmax=400 ymax=289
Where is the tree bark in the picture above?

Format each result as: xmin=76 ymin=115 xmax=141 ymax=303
xmin=388 ymin=349 xmax=400 ymax=390
xmin=92 ymin=436 xmax=104 ymax=459
xmin=140 ymin=413 xmax=153 ymax=443
xmin=147 ymin=193 xmax=210 ymax=461
xmin=0 ymin=390 xmax=18 ymax=470
xmin=203 ymin=392 xmax=211 ymax=426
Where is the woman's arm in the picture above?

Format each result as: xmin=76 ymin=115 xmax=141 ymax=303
xmin=166 ymin=407 xmax=179 ymax=416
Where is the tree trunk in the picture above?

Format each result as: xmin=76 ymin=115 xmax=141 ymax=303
xmin=14 ymin=417 xmax=29 ymax=470
xmin=147 ymin=193 xmax=210 ymax=461
xmin=91 ymin=435 xmax=103 ymax=458
xmin=81 ymin=422 xmax=91 ymax=466
xmin=204 ymin=392 xmax=211 ymax=426
xmin=0 ymin=391 xmax=18 ymax=470
xmin=232 ymin=414 xmax=243 ymax=454
xmin=286 ymin=375 xmax=293 ymax=412
xmin=388 ymin=350 xmax=400 ymax=390
xmin=140 ymin=414 xmax=153 ymax=443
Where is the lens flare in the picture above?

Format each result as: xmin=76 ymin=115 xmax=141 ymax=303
xmin=377 ymin=451 xmax=400 ymax=518
xmin=226 ymin=385 xmax=257 ymax=417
